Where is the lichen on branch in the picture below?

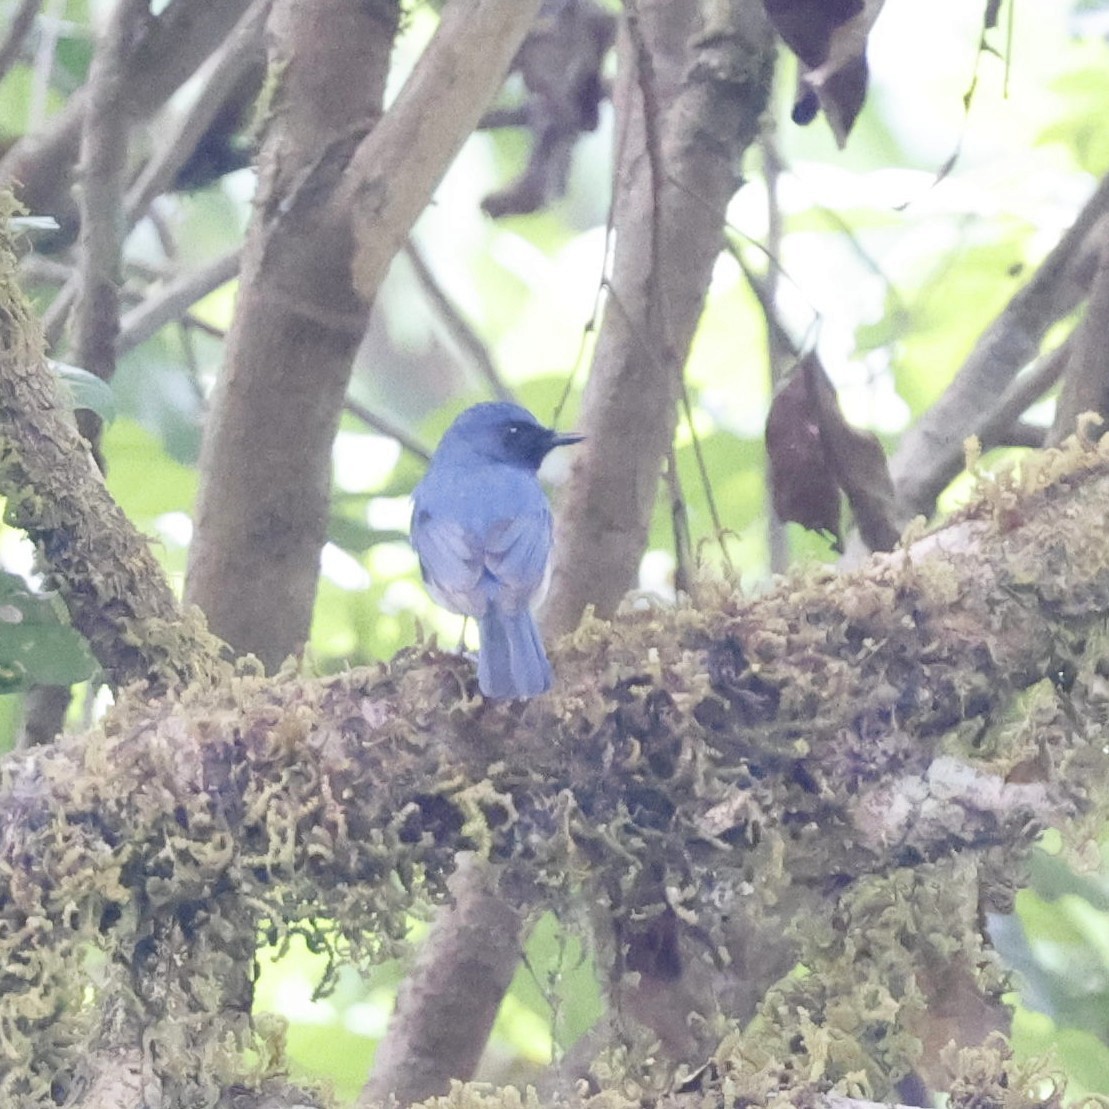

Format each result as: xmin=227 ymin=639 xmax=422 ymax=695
xmin=0 ymin=212 xmax=225 ymax=691
xmin=3 ymin=437 xmax=1109 ymax=1104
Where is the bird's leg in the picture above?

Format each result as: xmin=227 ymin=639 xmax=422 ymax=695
xmin=456 ymin=616 xmax=470 ymax=654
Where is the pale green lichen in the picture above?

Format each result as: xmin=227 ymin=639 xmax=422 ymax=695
xmin=5 ymin=423 xmax=1109 ymax=1102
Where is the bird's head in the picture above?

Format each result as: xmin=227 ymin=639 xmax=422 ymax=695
xmin=433 ymin=402 xmax=583 ymax=470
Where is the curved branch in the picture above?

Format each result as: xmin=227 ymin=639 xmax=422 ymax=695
xmin=4 ymin=437 xmax=1108 ymax=1104
xmin=890 ymin=174 xmax=1109 ymax=520
xmin=0 ymin=223 xmax=224 ymax=690
xmin=340 ymin=0 xmax=543 ymax=301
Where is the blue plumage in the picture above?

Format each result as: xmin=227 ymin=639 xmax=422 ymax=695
xmin=411 ymin=402 xmax=582 ymax=699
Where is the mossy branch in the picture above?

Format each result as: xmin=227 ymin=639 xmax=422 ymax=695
xmin=3 ymin=437 xmax=1109 ymax=1104
xmin=0 ymin=214 xmax=226 ymax=691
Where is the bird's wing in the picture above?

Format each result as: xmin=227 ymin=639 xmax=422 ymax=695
xmin=483 ymin=504 xmax=553 ymax=613
xmin=410 ymin=506 xmax=487 ymax=617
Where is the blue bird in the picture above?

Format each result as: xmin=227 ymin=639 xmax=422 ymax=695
xmin=411 ymin=402 xmax=583 ymax=699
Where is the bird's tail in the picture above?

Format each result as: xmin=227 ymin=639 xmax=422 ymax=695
xmin=478 ymin=606 xmax=552 ymax=699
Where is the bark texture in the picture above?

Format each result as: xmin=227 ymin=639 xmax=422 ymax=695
xmin=184 ymin=0 xmax=398 ymax=669
xmin=0 ymin=223 xmax=222 ymax=690
xmin=545 ymin=0 xmax=775 ymax=637
xmin=360 ymin=858 xmax=524 ymax=1107
xmin=186 ymin=0 xmax=542 ymax=670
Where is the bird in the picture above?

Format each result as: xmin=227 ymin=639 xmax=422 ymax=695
xmin=410 ymin=402 xmax=583 ymax=699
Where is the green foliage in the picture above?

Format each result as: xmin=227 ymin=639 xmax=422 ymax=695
xmin=0 ymin=569 xmax=96 ymax=692
xmin=495 ymin=912 xmax=604 ymax=1064
xmin=1039 ymin=45 xmax=1109 ymax=175
xmin=51 ymin=361 xmax=117 ymax=424
xmin=254 ymin=913 xmax=603 ymax=1105
xmin=993 ymin=849 xmax=1109 ymax=1096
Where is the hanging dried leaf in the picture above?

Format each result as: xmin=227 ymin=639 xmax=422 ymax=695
xmin=763 ymin=0 xmax=864 ymax=67
xmin=766 ymin=353 xmax=900 ymax=553
xmin=766 ymin=358 xmax=843 ymax=549
xmin=806 ymin=357 xmax=900 ymax=552
xmin=481 ymin=0 xmax=616 ymax=217
xmin=764 ymin=0 xmax=886 ymax=147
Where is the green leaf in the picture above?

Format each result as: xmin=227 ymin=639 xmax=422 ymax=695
xmin=0 ymin=572 xmax=96 ymax=692
xmin=50 ymin=361 xmax=118 ymax=424
xmin=6 ymin=216 xmax=60 ymax=233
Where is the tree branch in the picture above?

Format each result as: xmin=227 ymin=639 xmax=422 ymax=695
xmin=3 ymin=437 xmax=1108 ymax=1105
xmin=367 ymin=4 xmax=776 ymax=1094
xmin=920 ymin=337 xmax=1069 ymax=494
xmin=1049 ymin=220 xmax=1109 ymax=444
xmin=335 ymin=5 xmax=546 ymax=1090
xmin=0 ymin=221 xmax=224 ymax=690
xmin=340 ymin=0 xmax=544 ymax=302
xmin=360 ymin=857 xmax=524 ymax=1106
xmin=403 ymin=240 xmax=514 ymax=403
xmin=123 ymin=0 xmax=270 ymax=224
xmin=0 ymin=0 xmax=254 ymax=229
xmin=545 ymin=0 xmax=776 ymax=636
xmin=0 ymin=0 xmax=41 ymax=85
xmin=117 ymin=247 xmax=240 ymax=354
xmin=71 ymin=0 xmax=150 ymax=419
xmin=889 ymin=175 xmax=1109 ymax=520
xmin=185 ymin=0 xmax=543 ymax=671
xmin=183 ymin=0 xmax=400 ymax=669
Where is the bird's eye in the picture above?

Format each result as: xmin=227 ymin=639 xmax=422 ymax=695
xmin=506 ymin=424 xmax=520 ymax=435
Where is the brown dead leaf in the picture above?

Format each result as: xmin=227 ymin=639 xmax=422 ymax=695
xmin=766 ymin=353 xmax=900 ymax=553
xmin=764 ymin=0 xmax=886 ymax=147
xmin=766 ymin=356 xmax=843 ymax=548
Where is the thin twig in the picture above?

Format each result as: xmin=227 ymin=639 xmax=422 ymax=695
xmin=761 ymin=133 xmax=791 ymax=574
xmin=71 ymin=0 xmax=149 ymax=397
xmin=603 ymin=279 xmax=737 ymax=576
xmin=118 ymin=248 xmax=240 ymax=354
xmin=733 ymin=244 xmax=799 ymax=359
xmin=123 ymin=0 xmax=270 ymax=225
xmin=0 ymin=0 xmax=42 ymax=85
xmin=27 ymin=0 xmax=64 ymax=132
xmin=343 ymin=397 xmax=431 ymax=462
xmin=664 ymin=446 xmax=693 ymax=597
xmin=40 ymin=277 xmax=75 ymax=347
xmin=402 ymin=240 xmax=514 ymax=403
xmin=144 ymin=197 xmax=178 ymax=260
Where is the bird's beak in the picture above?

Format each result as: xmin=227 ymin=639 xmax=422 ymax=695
xmin=551 ymin=431 xmax=585 ymax=448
